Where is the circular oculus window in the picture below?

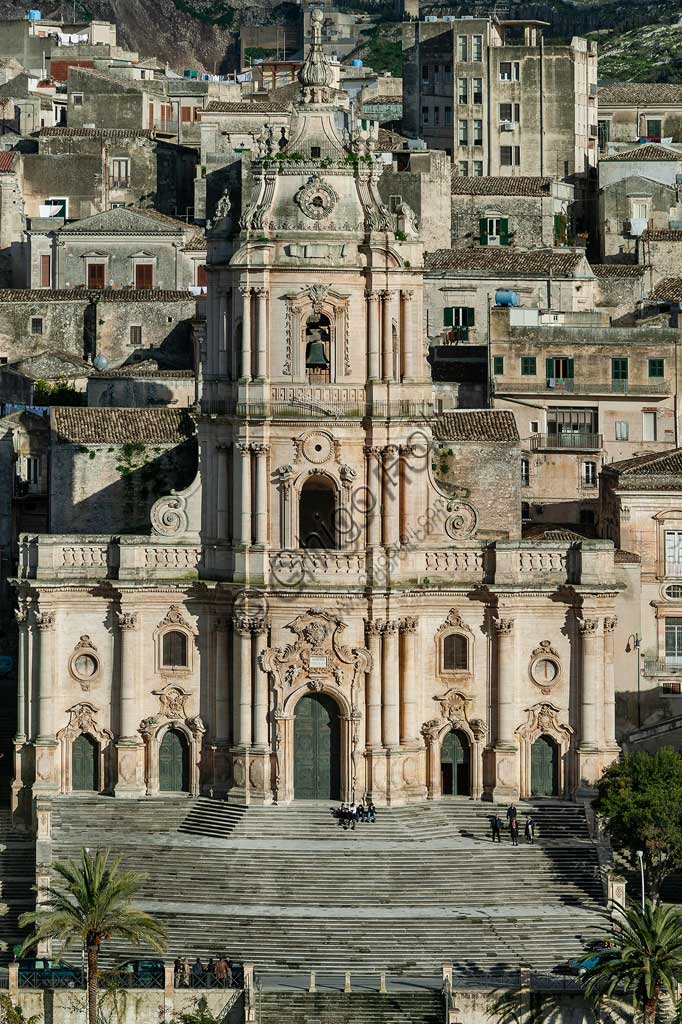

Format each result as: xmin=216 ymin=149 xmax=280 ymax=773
xmin=530 ymin=657 xmax=560 ymax=685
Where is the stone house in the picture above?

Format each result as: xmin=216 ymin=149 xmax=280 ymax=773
xmin=402 ymin=17 xmax=597 ymax=190
xmin=490 ymin=305 xmax=679 ymax=527
xmin=598 ymin=144 xmax=682 ymax=262
xmin=423 ymin=248 xmax=595 ymax=346
xmin=26 ymin=207 xmax=206 ymax=291
xmin=49 ymin=406 xmax=197 ymax=534
xmin=450 ymin=175 xmax=575 ymax=251
xmin=377 ymin=149 xmax=451 ymax=253
xmin=3 ymin=349 xmax=94 ymax=396
xmin=600 ymin=448 xmax=682 ymax=742
xmin=0 ymin=73 xmax=57 ymax=136
xmin=0 ymin=18 xmax=119 ymax=79
xmin=86 ymin=366 xmax=196 ymax=408
xmin=0 ymin=287 xmax=199 ymax=368
xmin=0 ymin=151 xmax=25 ymax=288
xmin=591 ymin=264 xmax=647 ymax=320
xmin=638 ymin=229 xmax=682 ymax=287
xmin=598 ymin=83 xmax=682 ymax=151
xmin=20 ymin=127 xmax=198 ymax=221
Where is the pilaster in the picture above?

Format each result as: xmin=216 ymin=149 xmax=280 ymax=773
xmin=491 ymin=617 xmax=519 ymax=801
xmin=115 ymin=610 xmax=145 ymax=798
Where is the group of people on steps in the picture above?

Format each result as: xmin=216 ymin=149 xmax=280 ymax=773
xmin=491 ymin=804 xmax=535 ymax=846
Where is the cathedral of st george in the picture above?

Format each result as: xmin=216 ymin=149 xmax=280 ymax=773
xmin=12 ymin=13 xmax=622 ymax=816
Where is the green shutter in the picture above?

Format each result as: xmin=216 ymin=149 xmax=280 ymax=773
xmin=479 ymin=217 xmax=488 ymax=246
xmin=500 ymin=217 xmax=510 ymax=246
xmin=466 ymin=307 xmax=475 ymax=326
xmin=444 ymin=307 xmax=454 ymax=327
xmin=546 ymin=357 xmax=553 ymax=379
xmin=566 ymin=358 xmax=574 ymax=379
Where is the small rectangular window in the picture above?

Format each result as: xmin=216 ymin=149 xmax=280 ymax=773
xmin=615 ymin=420 xmax=629 ymax=441
xmin=666 ymin=532 xmax=682 ymax=577
xmin=649 ymin=358 xmax=665 ymax=378
xmin=433 ymin=64 xmax=440 ymax=82
xmin=421 ymin=105 xmax=429 ymax=127
xmin=27 ymin=455 xmax=41 ymax=484
xmin=611 ymin=357 xmax=628 ymax=382
xmin=444 ymin=106 xmax=452 ymax=126
xmin=389 ymin=194 xmax=402 ymax=212
xmin=473 ymin=160 xmax=483 ymax=176
xmin=130 ymin=325 xmax=142 ymax=345
xmin=422 ymin=64 xmax=430 ymax=84
xmin=31 ymin=317 xmax=43 ymax=335
xmin=72 ymin=93 xmax=83 ymax=106
xmin=434 ymin=106 xmax=440 ymax=127
xmin=473 ymin=119 xmax=483 ymax=145
xmin=111 ymin=158 xmax=130 ymax=186
xmin=493 ymin=355 xmax=504 ymax=375
xmin=181 ymin=106 xmax=192 ymax=123
xmin=472 ymin=78 xmax=483 ymax=104
xmin=583 ymin=461 xmax=597 ymax=486
xmin=499 ymin=61 xmax=512 ymax=81
xmin=458 ymin=160 xmax=469 ymax=176
xmin=500 ymin=145 xmax=513 ymax=166
xmin=530 ymin=420 xmax=540 ymax=434
xmin=500 ymin=102 xmax=513 ymax=122
xmin=40 ymin=254 xmax=51 ymax=289
xmin=457 ymin=35 xmax=468 ymax=61
xmin=514 ymin=145 xmax=520 ymax=165
xmin=472 ymin=35 xmax=483 ymax=61
xmin=444 ymin=63 xmax=452 ymax=82
xmin=643 ymin=411 xmax=657 ymax=442
xmin=521 ymin=356 xmax=536 ymax=376
xmin=197 ymin=265 xmax=207 ymax=288
xmin=521 ymin=457 xmax=530 ymax=486
xmin=444 ymin=306 xmax=475 ymax=328
xmin=87 ymin=262 xmax=105 ymax=289
xmin=458 ymin=78 xmax=468 ymax=104
xmin=458 ymin=119 xmax=468 ymax=145
xmin=135 ymin=263 xmax=154 ymax=289
xmin=647 ymin=118 xmax=662 ymax=139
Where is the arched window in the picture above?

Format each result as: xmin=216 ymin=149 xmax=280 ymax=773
xmin=299 ymin=475 xmax=337 ymax=549
xmin=304 ymin=313 xmax=331 ymax=384
xmin=162 ymin=630 xmax=188 ymax=668
xmin=443 ymin=633 xmax=468 ymax=671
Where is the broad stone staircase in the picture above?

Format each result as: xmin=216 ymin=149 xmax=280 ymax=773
xmin=0 ymin=809 xmax=35 ymax=962
xmin=46 ymin=797 xmax=606 ymax=976
xmin=254 ymin=991 xmax=443 ymax=1024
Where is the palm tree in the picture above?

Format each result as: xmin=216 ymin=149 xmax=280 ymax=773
xmin=583 ymin=901 xmax=682 ymax=1024
xmin=19 ymin=848 xmax=167 ymax=1024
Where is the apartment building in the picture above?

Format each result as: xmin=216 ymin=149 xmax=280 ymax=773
xmin=402 ymin=16 xmax=597 ymax=189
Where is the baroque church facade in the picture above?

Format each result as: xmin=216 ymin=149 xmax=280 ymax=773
xmin=12 ymin=15 xmax=622 ymax=817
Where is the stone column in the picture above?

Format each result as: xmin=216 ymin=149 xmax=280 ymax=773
xmin=400 ymin=617 xmax=419 ymax=744
xmin=400 ymin=289 xmax=415 ymax=381
xmin=115 ymin=610 xmax=145 ymax=798
xmin=365 ymin=621 xmax=382 ymax=747
xmin=233 ymin=616 xmax=253 ymax=749
xmin=255 ymin=287 xmax=268 ymax=380
xmin=381 ymin=290 xmax=394 ymax=382
xmin=236 ymin=443 xmax=252 ymax=547
xmin=364 ymin=446 xmax=382 ymax=547
xmin=579 ymin=617 xmax=602 ymax=751
xmin=252 ymin=621 xmax=269 ymax=749
xmin=366 ymin=291 xmax=380 ymax=380
xmin=35 ymin=611 xmax=55 ymax=742
xmin=382 ymin=445 xmax=400 ymax=547
xmin=603 ymin=616 xmax=618 ymax=749
xmin=495 ymin=618 xmax=516 ymax=749
xmin=253 ymin=444 xmax=269 ymax=547
xmin=216 ymin=445 xmax=229 ymax=539
xmin=240 ymin=286 xmax=252 ymax=381
xmin=14 ymin=606 xmax=27 ymax=743
xmin=381 ymin=620 xmax=400 ymax=749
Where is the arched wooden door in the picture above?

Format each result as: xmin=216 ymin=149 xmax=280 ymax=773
xmin=72 ymin=734 xmax=98 ymax=792
xmin=531 ymin=735 xmax=559 ymax=797
xmin=159 ymin=729 xmax=190 ymax=793
xmin=440 ymin=729 xmax=471 ymax=796
xmin=293 ymin=694 xmax=341 ymax=800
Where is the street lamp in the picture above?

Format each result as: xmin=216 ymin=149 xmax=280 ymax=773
xmin=626 ymin=633 xmax=642 ymax=728
xmin=636 ymin=849 xmax=645 ymax=910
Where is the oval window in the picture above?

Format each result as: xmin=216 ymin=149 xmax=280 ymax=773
xmin=73 ymin=653 xmax=98 ymax=679
xmin=665 ymin=585 xmax=682 ymax=600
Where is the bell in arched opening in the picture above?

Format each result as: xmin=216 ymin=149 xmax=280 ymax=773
xmin=305 ymin=313 xmax=331 ymax=383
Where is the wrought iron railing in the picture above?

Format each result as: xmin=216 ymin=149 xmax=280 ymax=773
xmin=528 ymin=433 xmax=603 ymax=451
xmin=19 ymin=969 xmax=84 ymax=989
xmin=99 ymin=969 xmax=164 ymax=990
xmin=176 ymin=965 xmax=244 ymax=989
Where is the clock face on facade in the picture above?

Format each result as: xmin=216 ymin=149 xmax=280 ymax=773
xmin=296 ymin=176 xmax=338 ymax=220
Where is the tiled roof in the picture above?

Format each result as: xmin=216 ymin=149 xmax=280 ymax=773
xmin=424 ymin=248 xmax=586 ymax=275
xmin=182 ymin=235 xmax=207 ymax=251
xmin=0 ymin=152 xmax=17 ymax=173
xmin=651 ymin=278 xmax=682 ymax=301
xmin=601 ymin=144 xmax=682 ymax=162
xmin=59 ymin=206 xmax=191 ymax=235
xmin=203 ymin=100 xmax=290 ymax=113
xmin=362 ymin=95 xmax=402 ymax=106
xmin=94 ymin=366 xmax=194 ymax=378
xmin=590 ymin=263 xmax=645 ymax=278
xmin=642 ymin=229 xmax=682 ymax=242
xmin=52 ymin=407 xmax=195 ymax=444
xmin=605 ymin=448 xmax=682 ymax=476
xmin=377 ymin=127 xmax=409 ymax=151
xmin=615 ymin=549 xmax=641 ymax=563
xmin=0 ymin=288 xmax=194 ymax=302
xmin=451 ymin=175 xmax=553 ymax=197
xmin=40 ymin=126 xmax=155 ymax=139
xmin=599 ymin=83 xmax=682 ymax=105
xmin=432 ymin=409 xmax=519 ymax=443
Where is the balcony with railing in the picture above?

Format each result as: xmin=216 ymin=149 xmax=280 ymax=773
xmin=644 ymin=657 xmax=682 ymax=677
xmin=528 ymin=432 xmax=603 ymax=451
xmin=495 ymin=378 xmax=670 ymax=397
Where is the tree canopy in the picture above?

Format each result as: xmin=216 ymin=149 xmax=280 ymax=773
xmin=594 ymin=747 xmax=682 ymax=900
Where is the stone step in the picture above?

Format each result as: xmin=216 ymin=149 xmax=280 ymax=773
xmin=254 ymin=991 xmax=443 ymax=1024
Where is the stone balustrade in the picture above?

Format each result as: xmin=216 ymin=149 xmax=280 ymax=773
xmin=17 ymin=535 xmax=202 ymax=582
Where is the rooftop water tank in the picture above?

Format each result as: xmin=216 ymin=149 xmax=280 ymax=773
xmin=28 ymin=9 xmax=42 ymax=19
xmin=352 ymin=59 xmax=363 ymax=67
xmin=93 ymin=354 xmax=109 ymax=371
xmin=495 ymin=289 xmax=520 ymax=307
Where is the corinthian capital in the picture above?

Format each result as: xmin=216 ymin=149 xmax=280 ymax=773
xmin=116 ymin=611 xmax=138 ymax=631
xmin=495 ymin=618 xmax=514 ymax=636
xmin=603 ymin=616 xmax=618 ymax=633
xmin=35 ymin=611 xmax=55 ymax=631
xmin=579 ymin=618 xmax=600 ymax=637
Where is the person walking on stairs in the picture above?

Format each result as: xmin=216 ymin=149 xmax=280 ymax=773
xmin=491 ymin=814 xmax=502 ymax=843
xmin=506 ymin=803 xmax=517 ymax=826
xmin=525 ymin=816 xmax=535 ymax=844
xmin=510 ymin=816 xmax=519 ymax=847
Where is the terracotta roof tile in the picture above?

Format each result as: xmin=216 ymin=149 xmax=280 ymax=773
xmin=0 ymin=288 xmax=195 ymax=302
xmin=40 ymin=126 xmax=155 ymax=139
xmin=182 ymin=235 xmax=207 ymax=251
xmin=605 ymin=448 xmax=682 ymax=477
xmin=642 ymin=229 xmax=682 ymax=242
xmin=0 ymin=152 xmax=17 ymax=173
xmin=599 ymin=83 xmax=682 ymax=105
xmin=590 ymin=263 xmax=646 ymax=278
xmin=203 ymin=100 xmax=290 ymax=113
xmin=651 ymin=278 xmax=682 ymax=301
xmin=424 ymin=248 xmax=586 ymax=275
xmin=602 ymin=144 xmax=682 ymax=162
xmin=52 ymin=407 xmax=195 ymax=444
xmin=432 ymin=409 xmax=519 ymax=443
xmin=451 ymin=175 xmax=553 ymax=196
xmin=94 ymin=367 xmax=195 ymax=378
xmin=615 ymin=549 xmax=641 ymax=563
xmin=0 ymin=288 xmax=90 ymax=302
xmin=377 ymin=127 xmax=409 ymax=151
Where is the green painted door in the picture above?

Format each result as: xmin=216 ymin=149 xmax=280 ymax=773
xmin=72 ymin=733 xmax=98 ymax=791
xmin=531 ymin=735 xmax=559 ymax=797
xmin=159 ymin=729 xmax=189 ymax=792
xmin=294 ymin=694 xmax=341 ymax=800
xmin=440 ymin=729 xmax=470 ymax=796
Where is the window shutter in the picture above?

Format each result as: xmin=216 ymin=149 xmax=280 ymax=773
xmin=546 ymin=357 xmax=553 ymax=379
xmin=444 ymin=307 xmax=454 ymax=327
xmin=567 ymin=358 xmax=574 ymax=379
xmin=500 ymin=217 xmax=510 ymax=246
xmin=479 ymin=217 xmax=488 ymax=246
xmin=466 ymin=307 xmax=475 ymax=326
